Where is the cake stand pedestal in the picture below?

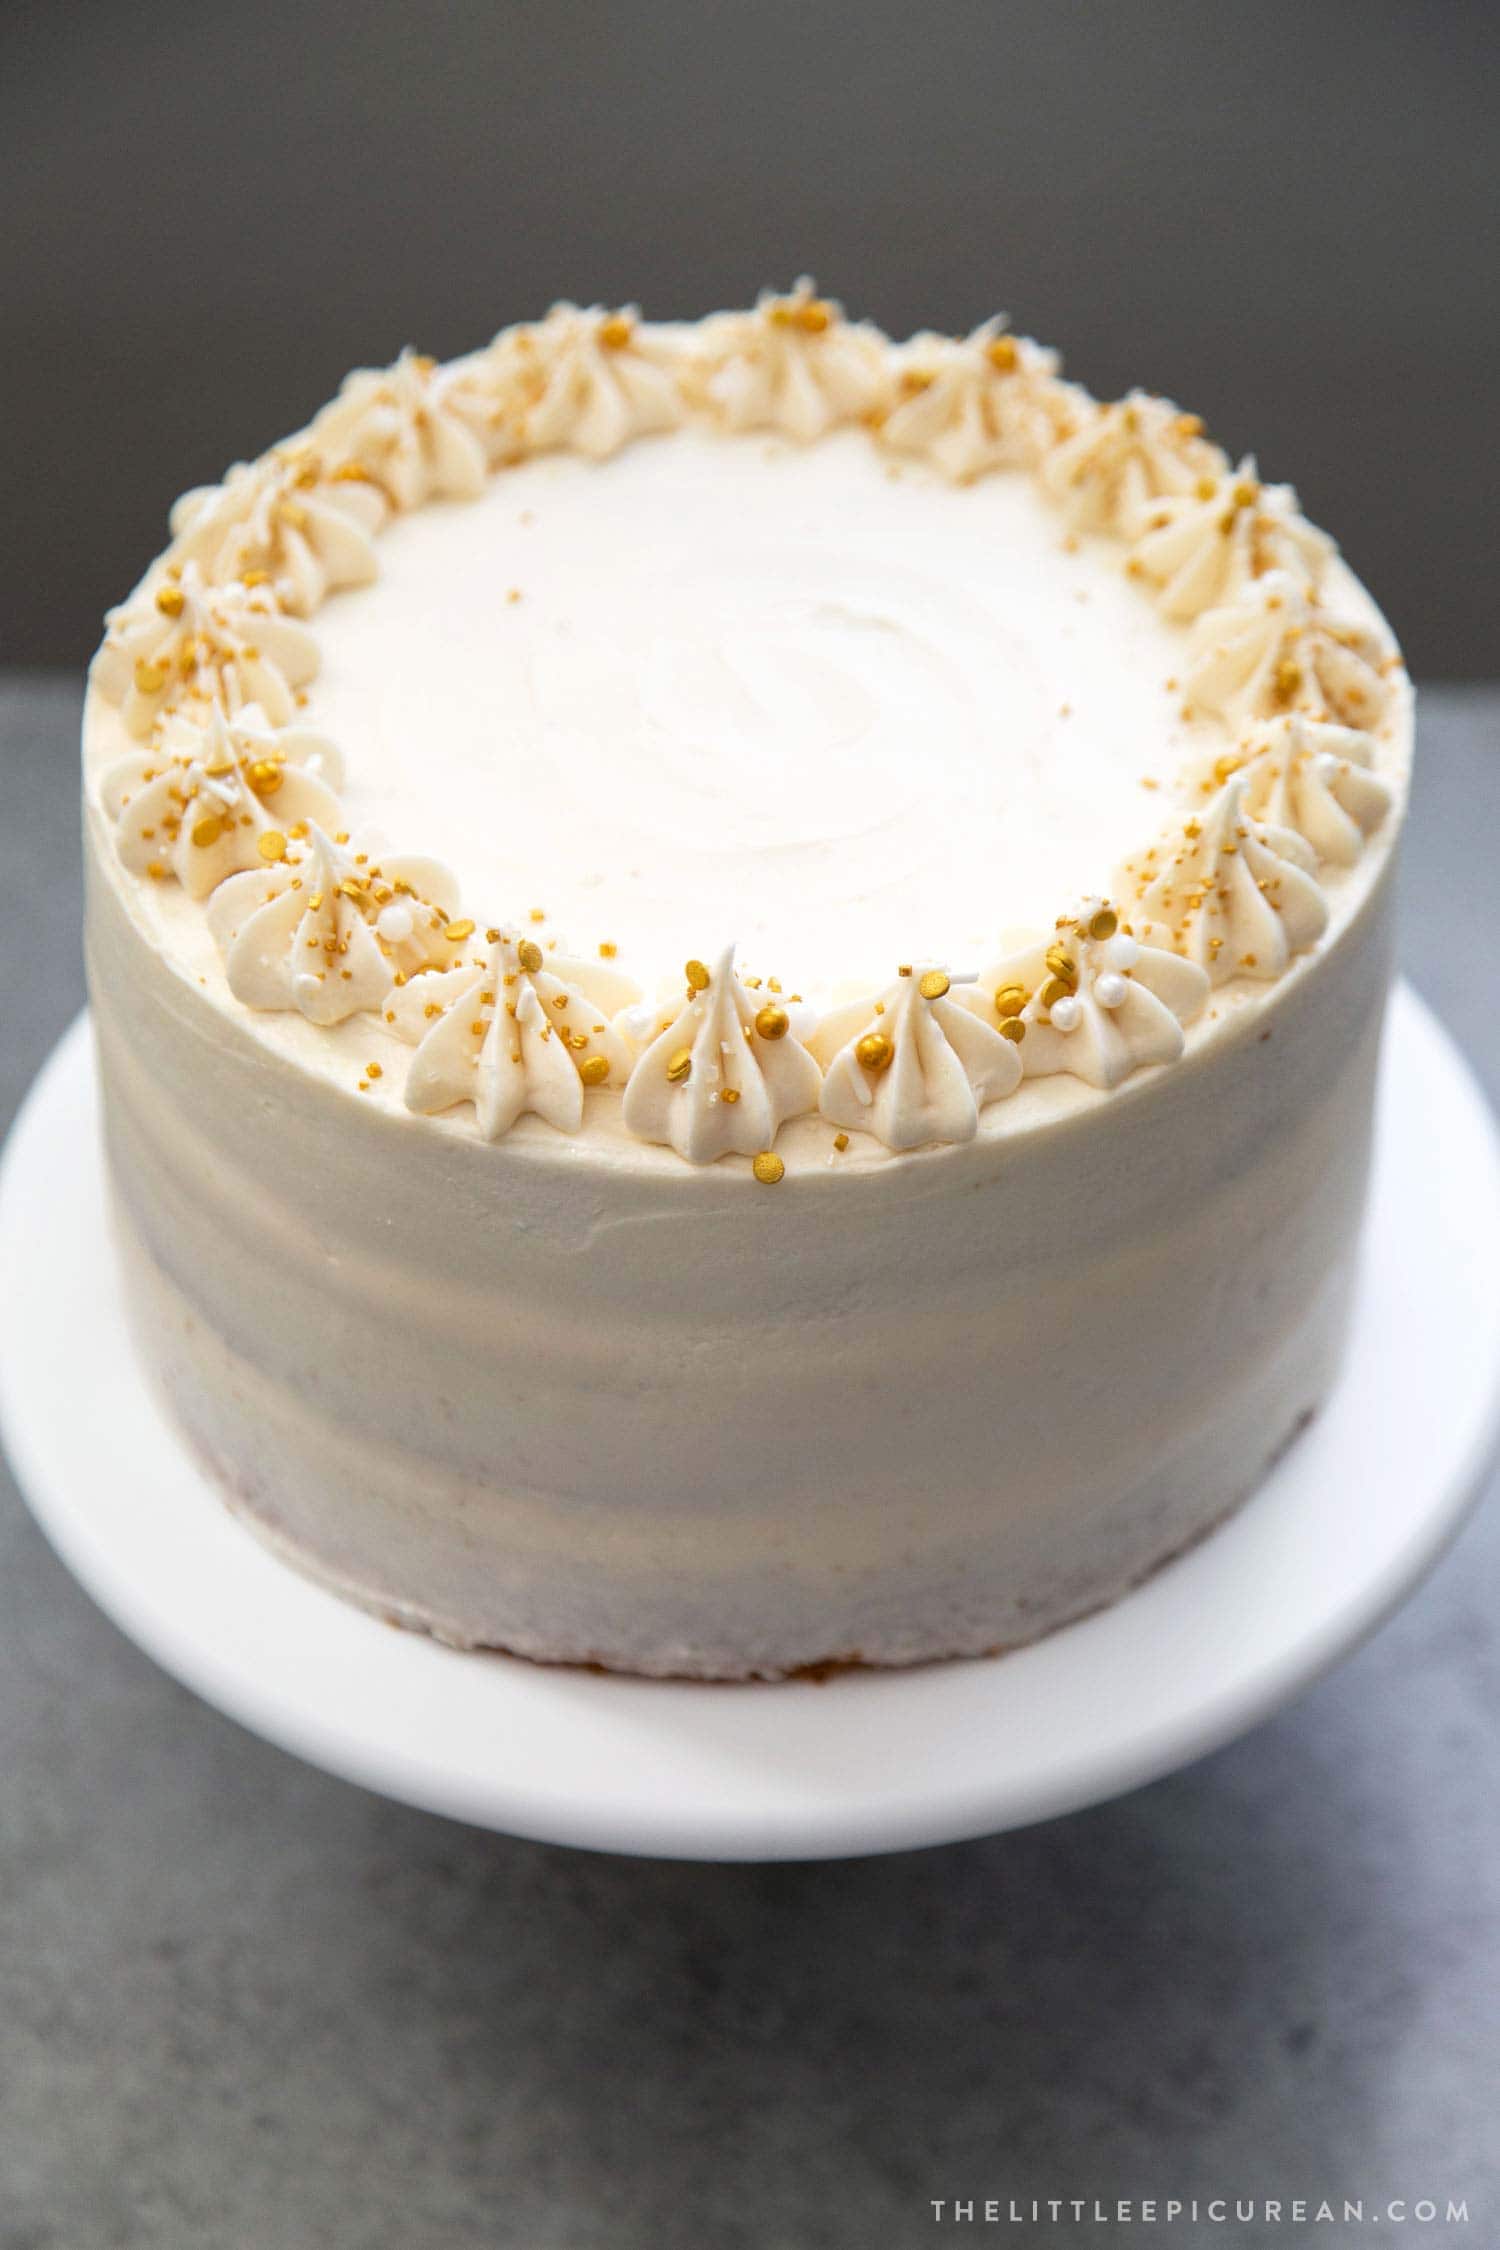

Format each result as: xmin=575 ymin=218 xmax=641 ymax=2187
xmin=3 ymin=988 xmax=1498 ymax=1863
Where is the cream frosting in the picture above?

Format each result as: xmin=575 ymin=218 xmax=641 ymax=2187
xmin=389 ymin=929 xmax=639 ymax=1137
xmin=811 ymin=968 xmax=1023 ymax=1149
xmin=1130 ymin=461 xmax=1334 ymax=619
xmin=205 ymin=826 xmax=461 ymax=1026
xmin=1184 ymin=571 xmax=1393 ymax=731
xmin=168 ymin=452 xmax=387 ymax=614
xmin=92 ymin=564 xmax=319 ymax=738
xmin=311 ymin=349 xmax=492 ymax=508
xmin=305 ymin=429 xmax=1202 ymax=987
xmin=102 ymin=703 xmax=345 ymax=899
xmin=1121 ymin=779 xmax=1329 ymax=984
xmin=620 ymin=946 xmax=822 ymax=1163
xmin=962 ymin=901 xmax=1210 ymax=1090
xmin=84 ymin=293 xmax=1408 ymax=1175
xmin=1040 ymin=390 xmax=1223 ymax=535
xmin=875 ymin=321 xmax=1068 ymax=481
xmin=1216 ymin=713 xmax=1394 ymax=867
xmin=692 ymin=281 xmax=887 ymax=442
xmin=503 ymin=304 xmax=685 ymax=460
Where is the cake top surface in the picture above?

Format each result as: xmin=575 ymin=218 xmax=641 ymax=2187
xmin=311 ymin=427 xmax=1201 ymax=992
xmin=85 ymin=287 xmax=1410 ymax=1175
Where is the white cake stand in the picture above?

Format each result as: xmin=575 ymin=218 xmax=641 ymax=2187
xmin=3 ymin=989 xmax=1498 ymax=1863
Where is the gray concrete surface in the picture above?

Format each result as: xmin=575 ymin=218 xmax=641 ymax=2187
xmin=0 ymin=675 xmax=1496 ymax=2247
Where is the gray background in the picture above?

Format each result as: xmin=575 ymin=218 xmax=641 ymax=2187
xmin=1 ymin=0 xmax=1497 ymax=673
xmin=1 ymin=674 xmax=1497 ymax=2242
xmin=4 ymin=3 xmax=1500 ymax=2238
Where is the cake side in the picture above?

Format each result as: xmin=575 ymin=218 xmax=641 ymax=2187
xmin=87 ymin=835 xmax=1396 ymax=1676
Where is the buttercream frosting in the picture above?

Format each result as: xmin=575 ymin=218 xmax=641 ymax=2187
xmin=389 ymin=929 xmax=640 ymax=1137
xmin=620 ymin=946 xmax=822 ymax=1162
xmin=1130 ymin=461 xmax=1334 ymax=619
xmin=692 ymin=281 xmax=887 ymax=442
xmin=168 ymin=451 xmax=386 ymax=614
xmin=1040 ymin=390 xmax=1223 ymax=535
xmin=92 ymin=564 xmax=319 ymax=737
xmin=1184 ymin=571 xmax=1393 ymax=731
xmin=1120 ymin=778 xmax=1329 ymax=983
xmin=962 ymin=900 xmax=1210 ymax=1089
xmin=812 ymin=968 xmax=1023 ymax=1150
xmin=875 ymin=320 xmax=1068 ymax=481
xmin=311 ymin=349 xmax=492 ymax=509
xmin=103 ymin=702 xmax=345 ymax=899
xmin=206 ymin=826 xmax=461 ymax=1026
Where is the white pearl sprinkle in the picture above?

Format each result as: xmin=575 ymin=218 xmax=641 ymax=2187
xmin=1094 ymin=972 xmax=1129 ymax=1009
xmin=1049 ymin=994 xmax=1083 ymax=1032
xmin=1103 ymin=933 xmax=1140 ymax=972
xmin=376 ymin=904 xmax=415 ymax=943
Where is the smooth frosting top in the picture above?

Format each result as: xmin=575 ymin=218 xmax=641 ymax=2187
xmin=85 ymin=288 xmax=1410 ymax=1175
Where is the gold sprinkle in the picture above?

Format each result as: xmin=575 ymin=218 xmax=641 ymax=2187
xmin=666 ymin=1047 xmax=693 ymax=1084
xmin=1041 ymin=977 xmax=1071 ymax=1009
xmin=685 ymin=957 xmax=711 ymax=992
xmin=528 ymin=907 xmax=546 ymax=923
xmin=598 ymin=941 xmax=618 ymax=959
xmin=751 ymin=1150 xmax=785 ymax=1185
xmin=597 ymin=312 xmax=635 ymax=349
xmin=145 ymin=860 xmax=168 ymax=881
xmin=154 ymin=585 xmax=185 ymax=618
xmin=999 ymin=1016 xmax=1027 ymax=1044
xmin=506 ymin=588 xmax=522 ymax=605
xmin=855 ymin=1032 xmax=894 ymax=1073
xmin=1089 ymin=906 xmax=1119 ymax=940
xmin=133 ymin=658 xmax=168 ymax=695
xmin=918 ymin=969 xmax=950 ymax=1001
xmin=754 ymin=1003 xmax=790 ymax=1041
xmin=246 ymin=758 xmax=283 ymax=796
xmin=993 ymin=984 xmax=1027 ymax=1020
xmin=444 ymin=918 xmax=476 ymax=943
xmin=578 ymin=1053 xmax=610 ymax=1086
xmin=190 ymin=815 xmax=223 ymax=848
xmin=986 ymin=335 xmax=1018 ymax=372
xmin=1044 ymin=944 xmax=1078 ymax=987
xmin=257 ymin=830 xmax=287 ymax=862
xmin=517 ymin=938 xmax=544 ymax=973
xmin=833 ymin=1132 xmax=849 ymax=1152
xmin=486 ymin=926 xmax=501 ymax=943
xmin=720 ymin=1087 xmax=741 ymax=1105
xmin=365 ymin=1061 xmax=383 ymax=1080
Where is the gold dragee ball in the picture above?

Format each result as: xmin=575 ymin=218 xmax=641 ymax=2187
xmin=517 ymin=938 xmax=544 ymax=972
xmin=754 ymin=1004 xmax=790 ymax=1041
xmin=685 ymin=958 xmax=711 ymax=992
xmin=918 ymin=969 xmax=950 ymax=1001
xmin=578 ymin=1054 xmax=610 ymax=1086
xmin=855 ymin=1032 xmax=894 ymax=1073
xmin=752 ymin=1150 xmax=786 ymax=1185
